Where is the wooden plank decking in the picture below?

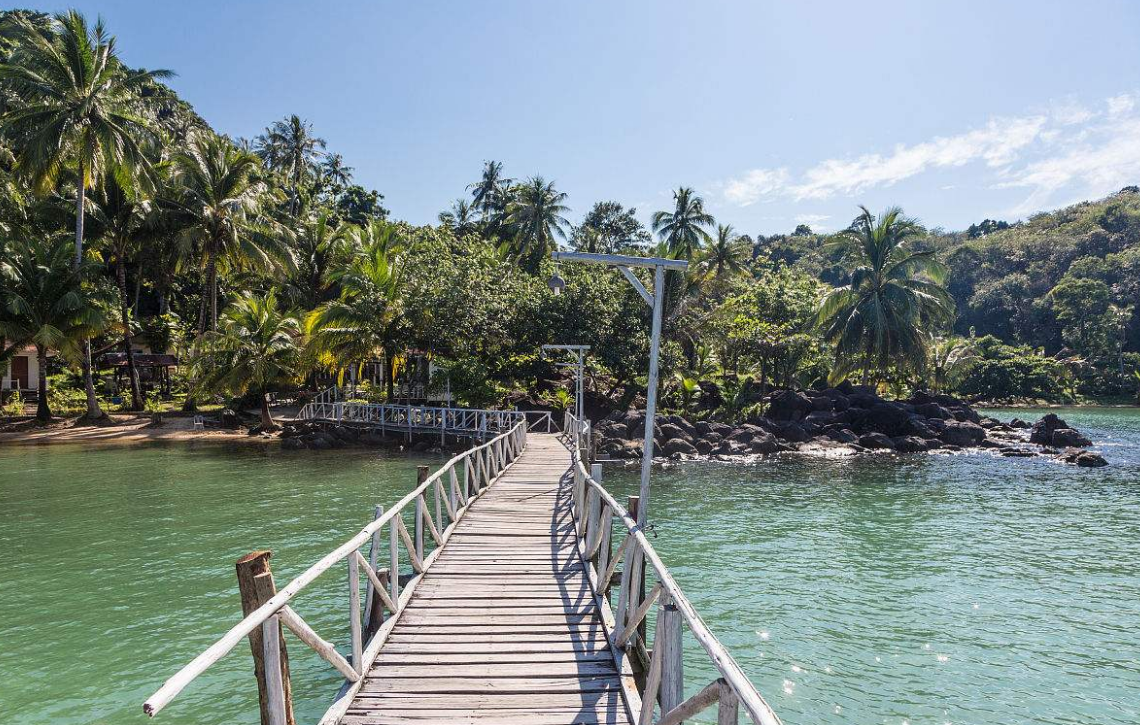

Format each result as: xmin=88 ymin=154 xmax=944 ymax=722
xmin=343 ymin=433 xmax=633 ymax=725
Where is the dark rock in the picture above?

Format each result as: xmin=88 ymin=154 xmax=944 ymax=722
xmin=694 ymin=439 xmax=714 ymax=455
xmin=835 ymin=380 xmax=855 ymax=395
xmin=658 ymin=423 xmax=692 ymax=443
xmin=606 ymin=422 xmax=629 ymax=439
xmin=1074 ymin=451 xmax=1108 ymax=467
xmin=703 ymin=432 xmax=723 ymax=444
xmin=662 ymin=438 xmax=698 ymax=457
xmin=767 ymin=390 xmax=814 ymax=421
xmin=281 ymin=437 xmax=305 ymax=450
xmin=770 ymin=421 xmax=810 ymax=443
xmin=715 ymin=439 xmax=747 ymax=456
xmin=865 ymin=402 xmax=911 ymax=436
xmin=1029 ymin=414 xmax=1068 ymax=444
xmin=694 ymin=421 xmax=713 ymax=436
xmin=892 ymin=436 xmax=929 ymax=453
xmin=827 ymin=428 xmax=859 ymax=444
xmin=803 ymin=411 xmax=838 ymax=428
xmin=1002 ymin=449 xmax=1036 ymax=457
xmin=747 ymin=432 xmax=779 ymax=454
xmin=1050 ymin=428 xmax=1092 ymax=448
xmin=915 ymin=402 xmax=951 ymax=419
xmin=219 ymin=408 xmax=242 ymax=429
xmin=662 ymin=415 xmax=696 ymax=436
xmin=903 ymin=416 xmax=936 ymax=439
xmin=939 ymin=421 xmax=986 ymax=447
xmin=810 ymin=396 xmax=833 ymax=412
xmin=848 ymin=393 xmax=880 ymax=409
xmin=305 ymin=435 xmax=331 ymax=450
xmin=727 ymin=424 xmax=767 ymax=443
xmin=1009 ymin=418 xmax=1031 ymax=428
xmin=858 ymin=432 xmax=895 ymax=449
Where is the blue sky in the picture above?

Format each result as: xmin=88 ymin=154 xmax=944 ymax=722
xmin=21 ymin=0 xmax=1140 ymax=234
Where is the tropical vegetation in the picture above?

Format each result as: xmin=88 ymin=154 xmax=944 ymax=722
xmin=1 ymin=9 xmax=1137 ymax=427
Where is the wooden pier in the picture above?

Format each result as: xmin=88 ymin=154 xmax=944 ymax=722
xmin=144 ymin=412 xmax=781 ymax=725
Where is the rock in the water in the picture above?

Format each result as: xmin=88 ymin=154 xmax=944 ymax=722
xmin=281 ymin=437 xmax=304 ymax=450
xmin=1073 ymin=451 xmax=1108 ymax=467
xmin=858 ymin=432 xmax=895 ymax=449
xmin=657 ymin=423 xmax=691 ymax=443
xmin=828 ymin=428 xmax=859 ymax=444
xmin=892 ymin=436 xmax=929 ymax=453
xmin=939 ymin=421 xmax=986 ymax=447
xmin=1050 ymin=428 xmax=1092 ymax=448
xmin=662 ymin=438 xmax=697 ymax=457
xmin=1009 ymin=418 xmax=1031 ymax=428
xmin=1029 ymin=414 xmax=1092 ymax=448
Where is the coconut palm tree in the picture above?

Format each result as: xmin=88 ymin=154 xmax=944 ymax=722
xmin=0 ymin=235 xmax=110 ymax=421
xmin=193 ymin=291 xmax=301 ymax=428
xmin=704 ymin=224 xmax=749 ymax=279
xmin=87 ymin=176 xmax=158 ymax=410
xmin=817 ymin=206 xmax=955 ymax=385
xmin=170 ymin=133 xmax=290 ymax=334
xmin=925 ymin=336 xmax=977 ymax=394
xmin=438 ymin=198 xmax=478 ymax=237
xmin=0 ymin=10 xmax=171 ymax=418
xmin=651 ymin=187 xmax=714 ymax=260
xmin=282 ymin=210 xmax=353 ymax=309
xmin=505 ymin=176 xmax=570 ymax=273
xmin=308 ymin=225 xmax=409 ymax=399
xmin=255 ymin=114 xmax=325 ymax=216
xmin=319 ymin=152 xmax=352 ymax=197
xmin=468 ymin=160 xmax=510 ymax=221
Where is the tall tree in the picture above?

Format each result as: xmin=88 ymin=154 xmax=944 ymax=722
xmin=505 ymin=176 xmax=570 ymax=273
xmin=0 ymin=10 xmax=171 ymax=418
xmin=319 ymin=152 xmax=352 ymax=197
xmin=651 ymin=187 xmax=714 ymax=260
xmin=438 ymin=198 xmax=478 ymax=237
xmin=88 ymin=177 xmax=157 ymax=410
xmin=170 ymin=133 xmax=289 ymax=334
xmin=704 ymin=224 xmax=749 ymax=279
xmin=255 ymin=114 xmax=325 ymax=216
xmin=571 ymin=201 xmax=650 ymax=254
xmin=193 ymin=291 xmax=300 ymax=428
xmin=817 ymin=206 xmax=954 ymax=384
xmin=0 ymin=235 xmax=110 ymax=420
xmin=468 ymin=160 xmax=510 ymax=221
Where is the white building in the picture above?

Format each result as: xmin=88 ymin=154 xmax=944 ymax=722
xmin=2 ymin=347 xmax=40 ymax=396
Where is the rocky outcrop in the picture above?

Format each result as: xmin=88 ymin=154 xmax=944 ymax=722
xmin=593 ymin=387 xmax=1103 ymax=464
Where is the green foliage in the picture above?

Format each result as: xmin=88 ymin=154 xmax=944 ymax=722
xmin=1 ymin=390 xmax=23 ymax=417
xmin=543 ymin=387 xmax=574 ymax=415
xmin=954 ymin=336 xmax=1070 ymax=402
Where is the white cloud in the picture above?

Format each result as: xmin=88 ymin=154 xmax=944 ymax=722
xmin=714 ymin=92 xmax=1140 ymax=219
xmin=793 ymin=213 xmax=831 ymax=231
xmin=720 ymin=167 xmax=789 ymax=207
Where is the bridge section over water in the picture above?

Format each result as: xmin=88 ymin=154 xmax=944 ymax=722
xmin=144 ymin=415 xmax=780 ymax=725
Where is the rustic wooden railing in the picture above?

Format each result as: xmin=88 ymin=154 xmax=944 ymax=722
xmin=564 ymin=412 xmax=783 ymax=725
xmin=142 ymin=419 xmax=528 ymax=724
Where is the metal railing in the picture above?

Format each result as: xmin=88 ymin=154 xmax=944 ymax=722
xmin=142 ymin=420 xmax=529 ymax=724
xmin=564 ymin=412 xmax=782 ymax=725
xmin=298 ymin=401 xmax=524 ymax=437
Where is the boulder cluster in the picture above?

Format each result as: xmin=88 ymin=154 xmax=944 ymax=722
xmin=594 ymin=386 xmax=1107 ymax=467
xmin=278 ymin=421 xmax=446 ymax=452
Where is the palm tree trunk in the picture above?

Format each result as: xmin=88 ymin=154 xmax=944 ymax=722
xmin=208 ymin=256 xmax=219 ymax=332
xmin=260 ymin=393 xmax=274 ymax=428
xmin=36 ymin=347 xmax=51 ymax=422
xmin=75 ymin=174 xmax=103 ymax=420
xmin=117 ymin=256 xmax=144 ymax=411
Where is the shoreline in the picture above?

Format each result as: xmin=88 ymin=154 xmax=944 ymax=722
xmin=0 ymin=414 xmax=271 ymax=449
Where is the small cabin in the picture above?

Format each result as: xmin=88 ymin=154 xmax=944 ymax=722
xmin=2 ymin=347 xmax=40 ymax=399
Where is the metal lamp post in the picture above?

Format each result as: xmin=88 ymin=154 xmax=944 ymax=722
xmin=549 ymin=251 xmax=688 ymax=528
xmin=542 ymin=344 xmax=590 ymax=423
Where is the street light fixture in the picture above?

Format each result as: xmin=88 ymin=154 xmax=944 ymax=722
xmin=550 ymin=250 xmax=688 ymax=528
xmin=541 ymin=344 xmax=590 ymax=423
xmin=547 ymin=271 xmax=566 ymax=296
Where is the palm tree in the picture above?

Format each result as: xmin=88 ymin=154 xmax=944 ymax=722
xmin=926 ymin=336 xmax=977 ymax=394
xmin=283 ymin=210 xmax=353 ymax=309
xmin=817 ymin=206 xmax=955 ymax=385
xmin=170 ymin=133 xmax=290 ymax=334
xmin=468 ymin=160 xmax=509 ymax=221
xmin=193 ymin=291 xmax=301 ymax=428
xmin=319 ymin=152 xmax=352 ymax=196
xmin=704 ymin=224 xmax=749 ymax=278
xmin=0 ymin=235 xmax=110 ymax=421
xmin=0 ymin=10 xmax=171 ymax=418
xmin=505 ymin=176 xmax=570 ymax=273
xmin=438 ymin=198 xmax=477 ymax=236
xmin=651 ymin=187 xmax=714 ymax=260
xmin=88 ymin=177 xmax=157 ymax=410
xmin=255 ymin=114 xmax=325 ymax=216
xmin=308 ymin=225 xmax=409 ymax=400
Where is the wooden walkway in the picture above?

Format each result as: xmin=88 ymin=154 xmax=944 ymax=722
xmin=344 ymin=433 xmax=632 ymax=725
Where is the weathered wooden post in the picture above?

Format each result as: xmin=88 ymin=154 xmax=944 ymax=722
xmin=627 ymin=495 xmax=648 ymax=643
xmin=365 ymin=567 xmax=389 ymax=640
xmin=363 ymin=505 xmax=383 ymax=635
xmin=717 ymin=679 xmax=740 ymax=724
xmin=414 ymin=466 xmax=428 ymax=562
xmin=659 ymin=591 xmax=684 ymax=716
xmin=235 ymin=551 xmax=295 ymax=725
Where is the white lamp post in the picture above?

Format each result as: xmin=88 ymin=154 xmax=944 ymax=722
xmin=542 ymin=344 xmax=590 ymax=423
xmin=550 ymin=251 xmax=688 ymax=528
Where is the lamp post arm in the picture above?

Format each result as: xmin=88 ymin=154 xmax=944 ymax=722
xmin=618 ymin=266 xmax=654 ymax=307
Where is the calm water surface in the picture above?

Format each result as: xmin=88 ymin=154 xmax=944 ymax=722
xmin=1 ymin=407 xmax=1138 ymax=725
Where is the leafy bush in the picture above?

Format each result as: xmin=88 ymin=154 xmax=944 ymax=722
xmin=953 ymin=336 xmax=1069 ymax=402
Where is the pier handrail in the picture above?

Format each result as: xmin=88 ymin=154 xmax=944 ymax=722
xmin=564 ymin=412 xmax=782 ymax=725
xmin=297 ymin=400 xmax=527 ymax=436
xmin=142 ymin=419 xmax=528 ymax=721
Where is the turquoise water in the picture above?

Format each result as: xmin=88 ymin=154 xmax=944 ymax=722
xmin=0 ymin=408 xmax=1137 ymax=725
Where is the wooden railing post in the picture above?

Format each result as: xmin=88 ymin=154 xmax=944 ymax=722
xmin=414 ymin=466 xmax=428 ymax=562
xmin=347 ymin=552 xmax=362 ymax=674
xmin=363 ymin=505 xmax=383 ymax=637
xmin=235 ymin=551 xmax=295 ymax=725
xmin=660 ymin=592 xmax=684 ymax=716
xmin=717 ymin=679 xmax=740 ymax=725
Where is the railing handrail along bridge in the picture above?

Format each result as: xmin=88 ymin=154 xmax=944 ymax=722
xmin=143 ymin=419 xmax=529 ymax=724
xmin=564 ymin=411 xmax=783 ymax=725
xmin=298 ymin=396 xmax=554 ymax=436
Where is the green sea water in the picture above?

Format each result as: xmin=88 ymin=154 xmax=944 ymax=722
xmin=1 ymin=407 xmax=1138 ymax=725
